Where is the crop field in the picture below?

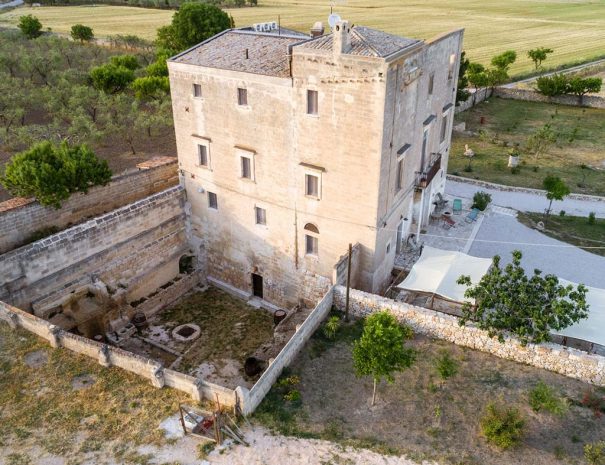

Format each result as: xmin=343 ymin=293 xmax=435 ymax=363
xmin=1 ymin=0 xmax=605 ymax=75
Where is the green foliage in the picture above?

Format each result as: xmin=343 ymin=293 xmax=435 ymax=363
xmin=472 ymin=191 xmax=491 ymax=211
xmin=491 ymin=50 xmax=517 ymax=71
xmin=132 ymin=76 xmax=170 ymax=100
xmin=457 ymin=250 xmax=589 ymax=345
xmin=352 ymin=311 xmax=415 ymax=404
xmin=156 ymin=3 xmax=232 ymax=53
xmin=434 ymin=350 xmax=458 ymax=380
xmin=568 ymin=76 xmax=602 ymax=98
xmin=0 ymin=141 xmax=112 ymax=208
xmin=26 ymin=226 xmax=60 ymax=244
xmin=197 ymin=442 xmax=215 ymax=460
xmin=467 ymin=62 xmax=489 ymax=90
xmin=526 ymin=123 xmax=556 ymax=159
xmin=543 ymin=174 xmax=570 ymax=214
xmin=585 ymin=441 xmax=605 ymax=465
xmin=89 ymin=63 xmax=135 ymax=93
xmin=18 ymin=15 xmax=43 ymax=39
xmin=70 ymin=24 xmax=94 ymax=43
xmin=146 ymin=55 xmax=169 ymax=77
xmin=528 ymin=381 xmax=568 ymax=415
xmin=109 ymin=54 xmax=140 ymax=70
xmin=283 ymin=390 xmax=301 ymax=403
xmin=536 ymin=73 xmax=569 ymax=96
xmin=588 ymin=211 xmax=596 ymax=225
xmin=480 ymin=402 xmax=525 ymax=449
xmin=456 ymin=50 xmax=470 ymax=105
xmin=323 ymin=315 xmax=341 ymax=339
xmin=527 ymin=47 xmax=553 ymax=70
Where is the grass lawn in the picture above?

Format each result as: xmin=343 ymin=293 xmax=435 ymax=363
xmin=519 ymin=211 xmax=605 ymax=257
xmin=2 ymin=0 xmax=605 ymax=75
xmin=450 ymin=98 xmax=605 ymax=196
xmin=255 ymin=314 xmax=605 ymax=465
xmin=0 ymin=323 xmax=189 ymax=464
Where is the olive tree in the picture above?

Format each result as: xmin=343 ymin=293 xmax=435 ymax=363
xmin=70 ymin=24 xmax=94 ymax=43
xmin=543 ymin=175 xmax=570 ymax=216
xmin=457 ymin=250 xmax=588 ymax=345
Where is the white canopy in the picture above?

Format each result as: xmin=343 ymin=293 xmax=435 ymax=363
xmin=396 ymin=246 xmax=492 ymax=303
xmin=397 ymin=246 xmax=605 ymax=347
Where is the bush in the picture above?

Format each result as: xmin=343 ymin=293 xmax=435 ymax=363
xmin=18 ymin=14 xmax=43 ymax=39
xmin=70 ymin=24 xmax=94 ymax=43
xmin=89 ymin=64 xmax=135 ymax=93
xmin=536 ymin=73 xmax=569 ymax=96
xmin=110 ymin=54 xmax=140 ymax=70
xmin=0 ymin=141 xmax=112 ymax=208
xmin=472 ymin=191 xmax=492 ymax=211
xmin=588 ymin=212 xmax=596 ymax=225
xmin=528 ymin=381 xmax=568 ymax=415
xmin=480 ymin=402 xmax=525 ymax=449
xmin=559 ymin=210 xmax=566 ymax=217
xmin=434 ymin=350 xmax=458 ymax=380
xmin=585 ymin=441 xmax=605 ymax=465
xmin=323 ymin=316 xmax=341 ymax=339
xmin=132 ymin=76 xmax=170 ymax=100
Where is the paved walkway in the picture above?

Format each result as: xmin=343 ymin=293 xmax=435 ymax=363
xmin=446 ymin=178 xmax=605 ymax=218
xmin=0 ymin=0 xmax=23 ymax=9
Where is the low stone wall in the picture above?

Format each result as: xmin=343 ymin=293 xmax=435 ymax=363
xmin=240 ymin=287 xmax=334 ymax=415
xmin=333 ymin=286 xmax=605 ymax=386
xmin=133 ymin=272 xmax=201 ymax=318
xmin=0 ymin=299 xmax=238 ymax=407
xmin=446 ymin=174 xmax=605 ymax=203
xmin=0 ymin=157 xmax=178 ymax=254
xmin=494 ymin=87 xmax=605 ymax=109
xmin=455 ymin=87 xmax=493 ymax=113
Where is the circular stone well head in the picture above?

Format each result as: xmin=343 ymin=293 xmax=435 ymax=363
xmin=172 ymin=323 xmax=201 ymax=342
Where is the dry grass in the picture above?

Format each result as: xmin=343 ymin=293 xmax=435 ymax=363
xmin=0 ymin=322 xmax=189 ymax=463
xmin=1 ymin=0 xmax=605 ymax=74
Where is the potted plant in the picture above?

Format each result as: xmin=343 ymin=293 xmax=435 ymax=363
xmin=507 ymin=147 xmax=520 ymax=168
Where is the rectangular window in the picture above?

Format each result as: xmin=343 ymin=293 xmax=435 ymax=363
xmin=193 ymin=83 xmax=202 ymax=98
xmin=208 ymin=191 xmax=218 ymax=210
xmin=440 ymin=114 xmax=448 ymax=143
xmin=237 ymin=88 xmax=248 ymax=106
xmin=421 ymin=129 xmax=428 ymax=170
xmin=255 ymin=206 xmax=266 ymax=225
xmin=428 ymin=73 xmax=434 ymax=95
xmin=307 ymin=90 xmax=318 ymax=115
xmin=305 ymin=174 xmax=319 ymax=197
xmin=305 ymin=235 xmax=318 ymax=255
xmin=396 ymin=158 xmax=404 ymax=191
xmin=448 ymin=53 xmax=456 ymax=80
xmin=386 ymin=241 xmax=391 ymax=254
xmin=241 ymin=156 xmax=252 ymax=179
xmin=198 ymin=144 xmax=208 ymax=167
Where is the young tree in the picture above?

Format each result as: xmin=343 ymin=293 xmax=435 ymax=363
xmin=491 ymin=50 xmax=517 ymax=74
xmin=526 ymin=124 xmax=556 ymax=160
xmin=0 ymin=141 xmax=112 ymax=208
xmin=467 ymin=62 xmax=489 ymax=104
xmin=568 ymin=77 xmax=603 ymax=105
xmin=89 ymin=63 xmax=135 ymax=93
xmin=543 ymin=175 xmax=570 ymax=216
xmin=457 ymin=250 xmax=588 ymax=346
xmin=156 ymin=3 xmax=232 ymax=52
xmin=70 ymin=24 xmax=94 ymax=43
xmin=18 ymin=15 xmax=43 ymax=39
xmin=536 ymin=73 xmax=569 ymax=96
xmin=527 ymin=47 xmax=553 ymax=71
xmin=352 ymin=311 xmax=415 ymax=406
xmin=456 ymin=51 xmax=470 ymax=105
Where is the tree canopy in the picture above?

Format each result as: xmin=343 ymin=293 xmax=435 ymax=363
xmin=527 ymin=47 xmax=553 ymax=70
xmin=89 ymin=63 xmax=135 ymax=93
xmin=18 ymin=14 xmax=43 ymax=39
xmin=0 ymin=141 xmax=112 ymax=208
xmin=156 ymin=3 xmax=232 ymax=53
xmin=457 ymin=250 xmax=588 ymax=345
xmin=543 ymin=175 xmax=570 ymax=215
xmin=70 ymin=24 xmax=94 ymax=43
xmin=456 ymin=51 xmax=470 ymax=105
xmin=352 ymin=311 xmax=415 ymax=405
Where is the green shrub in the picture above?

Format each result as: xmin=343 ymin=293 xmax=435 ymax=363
xmin=18 ymin=14 xmax=42 ymax=39
xmin=528 ymin=381 xmax=568 ymax=415
xmin=323 ymin=316 xmax=341 ymax=339
xmin=434 ymin=350 xmax=458 ymax=380
xmin=283 ymin=389 xmax=301 ymax=403
xmin=89 ymin=64 xmax=135 ymax=93
xmin=197 ymin=442 xmax=215 ymax=460
xmin=585 ymin=441 xmax=605 ymax=465
xmin=480 ymin=402 xmax=525 ymax=449
xmin=588 ymin=212 xmax=596 ymax=225
xmin=559 ymin=210 xmax=566 ymax=217
xmin=472 ymin=191 xmax=492 ymax=211
xmin=70 ymin=24 xmax=94 ymax=43
xmin=110 ymin=54 xmax=140 ymax=70
xmin=536 ymin=73 xmax=569 ymax=96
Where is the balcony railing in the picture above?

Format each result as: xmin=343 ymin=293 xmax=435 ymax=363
xmin=415 ymin=153 xmax=442 ymax=188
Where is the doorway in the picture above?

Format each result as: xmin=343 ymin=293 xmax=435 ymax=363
xmin=252 ymin=273 xmax=263 ymax=299
xmin=396 ymin=220 xmax=404 ymax=254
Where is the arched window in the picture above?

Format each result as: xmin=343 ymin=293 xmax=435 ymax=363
xmin=304 ymin=223 xmax=319 ymax=255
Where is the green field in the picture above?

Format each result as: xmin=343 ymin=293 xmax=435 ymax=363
xmin=2 ymin=0 xmax=605 ymax=74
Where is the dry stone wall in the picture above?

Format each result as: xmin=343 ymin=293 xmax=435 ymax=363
xmin=0 ymin=157 xmax=178 ymax=254
xmin=333 ymin=286 xmax=605 ymax=386
xmin=494 ymin=87 xmax=605 ymax=109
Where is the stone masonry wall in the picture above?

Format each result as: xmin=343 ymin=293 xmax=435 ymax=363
xmin=0 ymin=186 xmax=188 ymax=310
xmin=494 ymin=87 xmax=605 ymax=109
xmin=0 ymin=157 xmax=178 ymax=254
xmin=334 ymin=286 xmax=605 ymax=385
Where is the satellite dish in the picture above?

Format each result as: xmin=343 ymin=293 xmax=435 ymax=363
xmin=328 ymin=14 xmax=341 ymax=28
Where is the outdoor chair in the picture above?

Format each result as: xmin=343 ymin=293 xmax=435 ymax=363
xmin=441 ymin=214 xmax=456 ymax=230
xmin=465 ymin=208 xmax=480 ymax=223
xmin=452 ymin=198 xmax=462 ymax=214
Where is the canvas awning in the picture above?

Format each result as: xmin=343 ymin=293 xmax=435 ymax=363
xmin=554 ymin=281 xmax=605 ymax=346
xmin=396 ymin=246 xmax=492 ymax=303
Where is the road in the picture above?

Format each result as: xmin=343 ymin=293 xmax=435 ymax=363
xmin=0 ymin=0 xmax=23 ymax=9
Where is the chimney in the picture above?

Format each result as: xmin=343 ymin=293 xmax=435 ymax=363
xmin=333 ymin=20 xmax=351 ymax=56
xmin=310 ymin=21 xmax=324 ymax=38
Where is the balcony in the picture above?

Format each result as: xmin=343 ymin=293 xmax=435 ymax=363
xmin=415 ymin=153 xmax=442 ymax=189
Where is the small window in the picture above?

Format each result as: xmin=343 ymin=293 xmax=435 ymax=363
xmin=448 ymin=53 xmax=456 ymax=80
xmin=208 ymin=192 xmax=218 ymax=210
xmin=238 ymin=88 xmax=248 ymax=106
xmin=428 ymin=73 xmax=434 ymax=95
xmin=307 ymin=90 xmax=318 ymax=115
xmin=255 ymin=206 xmax=266 ymax=225
xmin=198 ymin=144 xmax=208 ymax=167
xmin=440 ymin=114 xmax=448 ymax=143
xmin=193 ymin=83 xmax=202 ymax=98
xmin=304 ymin=223 xmax=319 ymax=255
xmin=386 ymin=241 xmax=391 ymax=254
xmin=305 ymin=174 xmax=319 ymax=198
xmin=241 ymin=156 xmax=252 ymax=179
xmin=396 ymin=158 xmax=404 ymax=191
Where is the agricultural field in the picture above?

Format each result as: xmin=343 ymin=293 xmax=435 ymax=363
xmin=1 ymin=0 xmax=605 ymax=75
xmin=450 ymin=98 xmax=605 ymax=196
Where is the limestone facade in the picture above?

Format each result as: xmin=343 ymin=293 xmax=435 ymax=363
xmin=168 ymin=23 xmax=464 ymax=307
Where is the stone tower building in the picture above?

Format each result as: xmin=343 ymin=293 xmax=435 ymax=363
xmin=168 ymin=21 xmax=464 ymax=307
